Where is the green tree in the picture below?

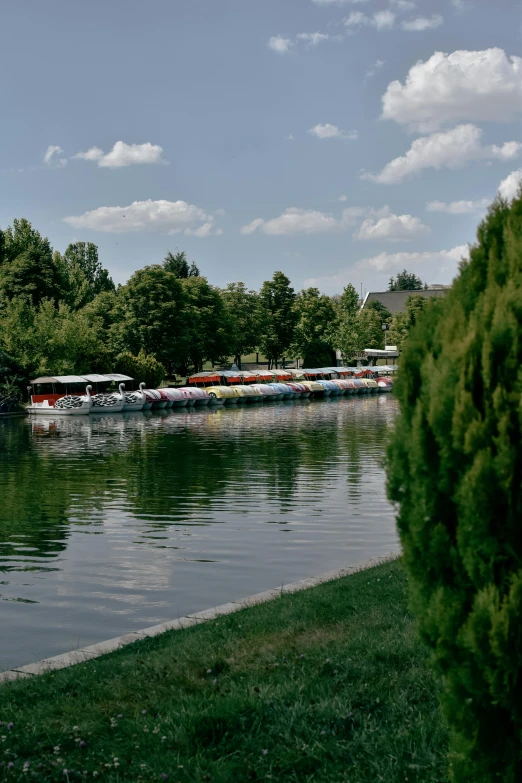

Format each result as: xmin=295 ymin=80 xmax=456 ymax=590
xmin=0 ymin=296 xmax=111 ymax=376
xmin=388 ymin=269 xmax=426 ymax=291
xmin=181 ymin=276 xmax=232 ymax=373
xmin=115 ymin=350 xmax=165 ymax=388
xmin=57 ymin=242 xmax=115 ymax=308
xmin=118 ymin=266 xmax=188 ymax=374
xmin=0 ymin=218 xmax=64 ymax=306
xmin=365 ymin=299 xmax=392 ymax=322
xmin=292 ymin=287 xmax=337 ymax=367
xmin=387 ymin=197 xmax=522 ymax=782
xmin=387 ymin=294 xmax=431 ymax=351
xmin=163 ymin=250 xmax=200 ymax=278
xmin=259 ymin=271 xmax=297 ymax=368
xmin=221 ymin=282 xmax=260 ymax=368
xmin=330 ymin=284 xmax=361 ymax=363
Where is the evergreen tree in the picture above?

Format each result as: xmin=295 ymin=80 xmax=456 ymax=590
xmin=163 ymin=250 xmax=200 ymax=278
xmin=387 ymin=196 xmax=522 ymax=782
xmin=388 ymin=269 xmax=426 ymax=291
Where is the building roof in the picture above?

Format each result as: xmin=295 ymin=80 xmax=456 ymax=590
xmin=361 ymin=288 xmax=448 ymax=315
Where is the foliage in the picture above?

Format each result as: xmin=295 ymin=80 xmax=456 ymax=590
xmin=0 ymin=296 xmax=112 ymax=377
xmin=387 ymin=294 xmax=430 ymax=351
xmin=115 ymin=350 xmax=165 ymax=388
xmin=119 ymin=265 xmax=188 ymax=374
xmin=387 ymin=197 xmax=522 ymax=782
xmin=0 ymin=219 xmax=64 ymax=307
xmin=163 ymin=250 xmax=200 ymax=278
xmin=365 ymin=299 xmax=392 ymax=322
xmin=181 ymin=276 xmax=232 ymax=373
xmin=0 ymin=347 xmax=27 ymax=389
xmin=220 ymin=282 xmax=260 ymax=367
xmin=259 ymin=271 xmax=297 ymax=367
xmin=292 ymin=287 xmax=337 ymax=367
xmin=331 ymin=285 xmax=385 ymax=362
xmin=388 ymin=269 xmax=426 ymax=291
xmin=0 ymin=560 xmax=449 ymax=783
xmin=56 ymin=242 xmax=114 ymax=308
xmin=0 ymin=376 xmax=23 ymax=408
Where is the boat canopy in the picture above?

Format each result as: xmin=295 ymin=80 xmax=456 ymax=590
xmin=188 ymin=372 xmax=222 ymax=384
xmin=82 ymin=374 xmax=113 ymax=383
xmin=30 ymin=375 xmax=88 ymax=385
xmin=103 ymin=373 xmax=134 ymax=382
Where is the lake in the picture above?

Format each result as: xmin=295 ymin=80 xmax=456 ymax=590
xmin=0 ymin=394 xmax=399 ymax=671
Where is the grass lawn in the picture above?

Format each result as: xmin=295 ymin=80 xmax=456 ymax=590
xmin=0 ymin=560 xmax=448 ymax=782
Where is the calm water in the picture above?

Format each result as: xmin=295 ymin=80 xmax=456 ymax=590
xmin=0 ymin=395 xmax=399 ymax=671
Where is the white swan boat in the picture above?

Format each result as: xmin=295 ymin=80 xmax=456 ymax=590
xmin=27 ymin=376 xmax=93 ymax=415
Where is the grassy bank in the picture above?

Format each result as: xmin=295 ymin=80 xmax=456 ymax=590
xmin=0 ymin=560 xmax=448 ymax=782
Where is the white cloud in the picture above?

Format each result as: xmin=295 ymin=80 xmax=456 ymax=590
xmin=72 ymin=141 xmax=166 ymax=168
xmin=345 ymin=10 xmax=395 ymax=29
xmin=309 ymin=123 xmax=358 ymax=140
xmin=43 ymin=145 xmax=67 ymax=167
xmin=362 ymin=124 xmax=522 ymax=184
xmin=381 ymin=48 xmax=522 ymax=132
xmin=365 ymin=59 xmax=386 ymax=79
xmin=498 ymin=169 xmax=522 ymax=201
xmin=240 ymin=205 xmax=404 ymax=237
xmin=338 ymin=194 xmax=348 ymax=201
xmin=305 ymin=245 xmax=469 ymax=293
xmin=240 ymin=208 xmax=340 ymax=236
xmin=285 ymin=134 xmax=295 ymax=141
xmin=296 ymin=32 xmax=330 ymax=46
xmin=401 ymin=15 xmax=443 ymax=31
xmin=268 ymin=35 xmax=292 ymax=54
xmin=427 ymin=198 xmax=490 ymax=214
xmin=373 ymin=10 xmax=395 ymax=29
xmin=63 ymin=199 xmax=221 ymax=236
xmin=356 ymin=213 xmax=430 ymax=240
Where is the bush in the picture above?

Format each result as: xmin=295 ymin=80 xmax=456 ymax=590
xmin=387 ymin=195 xmax=522 ymax=782
xmin=115 ymin=350 xmax=165 ymax=389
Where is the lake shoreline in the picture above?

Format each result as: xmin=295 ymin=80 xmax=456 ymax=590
xmin=1 ymin=552 xmax=399 ymax=682
xmin=0 ymin=557 xmax=448 ymax=782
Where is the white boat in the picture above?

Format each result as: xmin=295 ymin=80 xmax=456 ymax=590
xmin=27 ymin=376 xmax=93 ymax=415
xmin=103 ymin=374 xmax=147 ymax=411
xmin=82 ymin=375 xmax=125 ymax=412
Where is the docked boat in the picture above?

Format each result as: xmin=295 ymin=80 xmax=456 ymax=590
xmin=301 ymin=380 xmax=326 ymax=398
xmin=286 ymin=381 xmax=310 ymax=398
xmin=184 ymin=387 xmax=211 ymax=405
xmin=27 ymin=376 xmax=93 ymax=415
xmin=318 ymin=380 xmax=341 ymax=396
xmin=205 ymin=386 xmax=236 ymax=405
xmin=81 ymin=374 xmax=125 ymax=413
xmin=362 ymin=378 xmax=379 ymax=393
xmin=377 ymin=377 xmax=393 ymax=392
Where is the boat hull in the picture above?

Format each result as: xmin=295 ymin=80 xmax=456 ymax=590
xmin=27 ymin=404 xmax=90 ymax=416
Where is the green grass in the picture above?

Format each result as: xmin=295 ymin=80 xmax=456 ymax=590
xmin=0 ymin=560 xmax=448 ymax=782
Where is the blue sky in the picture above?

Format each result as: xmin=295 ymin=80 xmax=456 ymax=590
xmin=1 ymin=0 xmax=520 ymax=294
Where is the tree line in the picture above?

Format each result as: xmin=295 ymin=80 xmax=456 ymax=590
xmin=0 ymin=217 xmax=432 ymax=392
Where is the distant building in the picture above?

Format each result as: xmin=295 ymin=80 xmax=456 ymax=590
xmin=360 ymin=285 xmax=450 ymax=315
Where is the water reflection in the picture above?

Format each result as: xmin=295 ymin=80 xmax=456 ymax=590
xmin=0 ymin=396 xmax=398 ymax=670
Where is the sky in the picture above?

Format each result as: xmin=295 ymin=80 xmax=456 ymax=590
xmin=1 ymin=0 xmax=521 ymax=295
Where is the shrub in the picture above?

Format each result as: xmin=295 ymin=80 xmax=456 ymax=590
xmin=387 ymin=195 xmax=522 ymax=783
xmin=115 ymin=350 xmax=165 ymax=389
